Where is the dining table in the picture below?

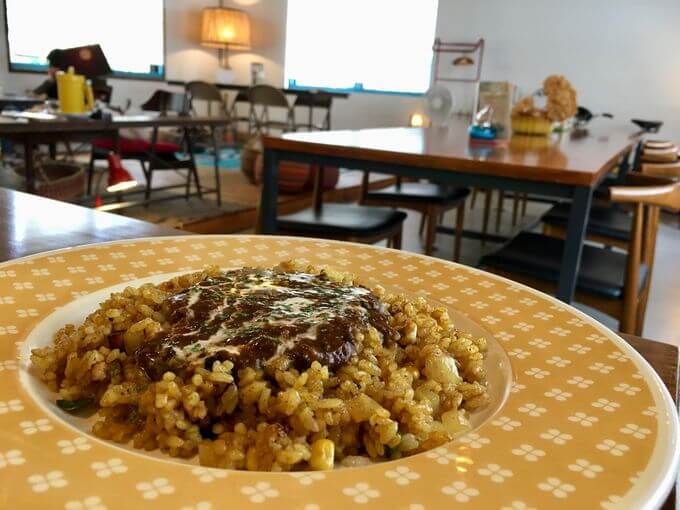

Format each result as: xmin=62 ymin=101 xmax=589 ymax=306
xmin=0 ymin=112 xmax=232 ymax=195
xmin=0 ymin=186 xmax=677 ymax=506
xmin=0 ymin=187 xmax=184 ymax=262
xmin=260 ymin=118 xmax=643 ymax=304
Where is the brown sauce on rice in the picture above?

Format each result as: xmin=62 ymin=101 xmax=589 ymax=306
xmin=136 ymin=268 xmax=395 ymax=380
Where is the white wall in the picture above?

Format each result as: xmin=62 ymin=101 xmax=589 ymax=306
xmin=437 ymin=0 xmax=680 ymax=138
xmin=1 ymin=0 xmax=679 ymax=136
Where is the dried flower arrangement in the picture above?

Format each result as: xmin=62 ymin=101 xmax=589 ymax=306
xmin=512 ymin=75 xmax=578 ymax=121
xmin=511 ymin=75 xmax=578 ymax=135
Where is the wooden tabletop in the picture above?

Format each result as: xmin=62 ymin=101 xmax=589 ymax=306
xmin=0 ymin=188 xmax=184 ymax=262
xmin=264 ymin=118 xmax=642 ymax=187
xmin=0 ymin=114 xmax=232 ymax=136
xmin=0 ymin=191 xmax=675 ymax=503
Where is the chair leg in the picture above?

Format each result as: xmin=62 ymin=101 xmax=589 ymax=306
xmin=619 ymin=294 xmax=639 ymax=335
xmin=87 ymin=152 xmax=95 ymax=195
xmin=419 ymin=213 xmax=427 ymax=237
xmin=470 ymin=188 xmax=478 ymax=209
xmin=635 ymin=287 xmax=652 ymax=336
xmin=512 ymin=192 xmax=520 ymax=226
xmin=391 ymin=227 xmax=402 ymax=250
xmin=145 ymin=168 xmax=153 ymax=203
xmin=454 ymin=202 xmax=465 ymax=263
xmin=184 ymin=167 xmax=192 ymax=199
xmin=192 ymin=166 xmax=202 ymax=200
xmin=482 ymin=189 xmax=492 ymax=245
xmin=212 ymin=127 xmax=221 ymax=206
xmin=424 ymin=209 xmax=437 ymax=256
xmin=521 ymin=192 xmax=528 ymax=217
xmin=495 ymin=190 xmax=504 ymax=232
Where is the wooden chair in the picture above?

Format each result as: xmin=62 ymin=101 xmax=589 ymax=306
xmin=542 ymin=141 xmax=679 ymax=246
xmin=360 ymin=174 xmax=469 ymax=261
xmin=275 ymin=166 xmax=406 ymax=248
xmin=249 ymin=85 xmax=296 ymax=135
xmin=479 ymin=175 xmax=680 ymax=335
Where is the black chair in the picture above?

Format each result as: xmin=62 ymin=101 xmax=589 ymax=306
xmin=249 ymin=85 xmax=296 ymax=134
xmin=88 ymin=90 xmax=203 ymax=202
xmin=361 ymin=175 xmax=470 ymax=262
xmin=541 ymin=141 xmax=648 ymax=250
xmin=293 ymin=92 xmax=333 ymax=131
xmin=229 ymin=90 xmax=254 ymax=139
xmin=480 ymin=175 xmax=679 ymax=334
xmin=275 ymin=166 xmax=406 ymax=248
xmin=186 ymin=81 xmax=235 ymax=205
xmin=542 ymin=203 xmax=632 ymax=250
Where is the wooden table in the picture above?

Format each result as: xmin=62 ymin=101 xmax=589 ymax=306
xmin=0 ymin=95 xmax=43 ymax=111
xmin=0 ymin=188 xmax=184 ymax=262
xmin=0 ymin=113 xmax=232 ymax=195
xmin=261 ymin=120 xmax=641 ymax=303
xmin=0 ymin=190 xmax=675 ymax=503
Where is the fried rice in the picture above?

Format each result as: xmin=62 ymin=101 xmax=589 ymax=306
xmin=31 ymin=260 xmax=489 ymax=471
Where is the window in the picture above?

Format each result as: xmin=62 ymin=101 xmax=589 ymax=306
xmin=284 ymin=0 xmax=438 ymax=95
xmin=4 ymin=0 xmax=165 ymax=80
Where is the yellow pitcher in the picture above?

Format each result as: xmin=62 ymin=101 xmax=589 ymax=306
xmin=56 ymin=66 xmax=95 ymax=114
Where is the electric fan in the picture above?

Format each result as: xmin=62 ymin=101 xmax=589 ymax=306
xmin=425 ymin=85 xmax=454 ymax=126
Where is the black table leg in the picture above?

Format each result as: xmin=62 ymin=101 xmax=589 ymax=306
xmin=24 ymin=141 xmax=35 ymax=193
xmin=557 ymin=186 xmax=593 ymax=302
xmin=259 ymin=148 xmax=279 ymax=234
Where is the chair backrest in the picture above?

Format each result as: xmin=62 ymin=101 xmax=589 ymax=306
xmin=607 ymin=175 xmax=679 ymax=331
xmin=293 ymin=91 xmax=333 ymax=131
xmin=186 ymin=81 xmax=228 ymax=117
xmin=640 ymin=161 xmax=680 ymax=179
xmin=186 ymin=81 xmax=224 ymax=102
xmin=141 ymin=90 xmax=189 ymax=115
xmin=609 ymin=175 xmax=680 ymax=210
xmin=249 ymin=84 xmax=289 ymax=108
xmin=249 ymin=85 xmax=293 ymax=134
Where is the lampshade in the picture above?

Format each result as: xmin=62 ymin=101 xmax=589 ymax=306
xmin=201 ymin=7 xmax=251 ymax=49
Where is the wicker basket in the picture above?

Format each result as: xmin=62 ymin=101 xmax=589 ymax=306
xmin=511 ymin=115 xmax=554 ymax=136
xmin=14 ymin=160 xmax=85 ymax=201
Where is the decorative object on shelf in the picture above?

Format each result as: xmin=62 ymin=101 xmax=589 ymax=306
xmin=511 ymin=75 xmax=577 ymax=136
xmin=201 ymin=3 xmax=251 ymax=82
xmin=430 ymin=39 xmax=485 ymax=117
xmin=478 ymin=81 xmax=515 ymax=137
xmin=468 ymin=104 xmax=503 ymax=141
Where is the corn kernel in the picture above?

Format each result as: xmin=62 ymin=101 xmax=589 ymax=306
xmin=309 ymin=439 xmax=335 ymax=470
